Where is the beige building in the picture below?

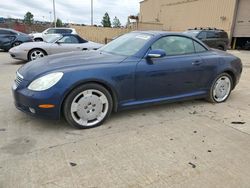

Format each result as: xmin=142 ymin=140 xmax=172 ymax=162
xmin=139 ymin=0 xmax=250 ymax=48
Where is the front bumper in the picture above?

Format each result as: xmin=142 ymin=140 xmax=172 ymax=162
xmin=9 ymin=48 xmax=28 ymax=61
xmin=12 ymin=82 xmax=62 ymax=120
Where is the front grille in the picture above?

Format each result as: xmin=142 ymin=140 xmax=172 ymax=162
xmin=15 ymin=72 xmax=24 ymax=87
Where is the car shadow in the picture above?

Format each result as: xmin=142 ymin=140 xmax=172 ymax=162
xmin=22 ymin=99 xmax=205 ymax=131
xmin=9 ymin=60 xmax=27 ymax=65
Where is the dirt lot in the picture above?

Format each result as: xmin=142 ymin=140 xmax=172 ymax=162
xmin=0 ymin=50 xmax=250 ymax=188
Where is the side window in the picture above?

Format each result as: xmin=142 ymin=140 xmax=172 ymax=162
xmin=197 ymin=31 xmax=206 ymax=40
xmin=58 ymin=36 xmax=79 ymax=43
xmin=55 ymin=29 xmax=63 ymax=34
xmin=0 ymin=30 xmax=8 ymax=34
xmin=55 ymin=29 xmax=72 ymax=34
xmin=194 ymin=41 xmax=207 ymax=53
xmin=219 ymin=32 xmax=228 ymax=38
xmin=206 ymin=31 xmax=219 ymax=38
xmin=64 ymin=29 xmax=72 ymax=34
xmin=47 ymin=29 xmax=56 ymax=34
xmin=6 ymin=31 xmax=16 ymax=35
xmin=151 ymin=36 xmax=195 ymax=56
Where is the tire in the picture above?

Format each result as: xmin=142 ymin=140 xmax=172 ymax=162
xmin=28 ymin=49 xmax=46 ymax=61
xmin=34 ymin=38 xmax=43 ymax=42
xmin=63 ymin=83 xmax=113 ymax=129
xmin=12 ymin=41 xmax=22 ymax=47
xmin=217 ymin=46 xmax=225 ymax=51
xmin=207 ymin=73 xmax=233 ymax=103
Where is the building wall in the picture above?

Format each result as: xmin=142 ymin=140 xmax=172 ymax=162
xmin=71 ymin=26 xmax=133 ymax=44
xmin=139 ymin=0 xmax=237 ymax=36
xmin=140 ymin=0 xmax=162 ymax=23
xmin=137 ymin=22 xmax=164 ymax=31
xmin=0 ymin=23 xmax=49 ymax=34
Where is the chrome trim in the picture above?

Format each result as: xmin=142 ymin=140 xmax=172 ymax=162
xmin=15 ymin=71 xmax=24 ymax=87
xmin=148 ymin=53 xmax=162 ymax=58
xmin=17 ymin=71 xmax=24 ymax=79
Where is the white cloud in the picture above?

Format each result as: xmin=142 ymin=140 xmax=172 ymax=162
xmin=0 ymin=0 xmax=141 ymax=25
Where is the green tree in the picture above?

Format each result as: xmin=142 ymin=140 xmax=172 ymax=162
xmin=101 ymin=12 xmax=111 ymax=27
xmin=112 ymin=16 xmax=121 ymax=28
xmin=56 ymin=18 xmax=63 ymax=27
xmin=23 ymin=12 xmax=34 ymax=25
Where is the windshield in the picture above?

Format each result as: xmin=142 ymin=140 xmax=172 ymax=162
xmin=99 ymin=32 xmax=152 ymax=56
xmin=183 ymin=30 xmax=200 ymax=37
xmin=44 ymin=34 xmax=62 ymax=43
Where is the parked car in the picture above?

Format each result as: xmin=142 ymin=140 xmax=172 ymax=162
xmin=243 ymin=40 xmax=250 ymax=50
xmin=9 ymin=33 xmax=103 ymax=61
xmin=0 ymin=28 xmax=33 ymax=51
xmin=12 ymin=31 xmax=242 ymax=129
xmin=184 ymin=28 xmax=229 ymax=51
xmin=29 ymin=28 xmax=77 ymax=41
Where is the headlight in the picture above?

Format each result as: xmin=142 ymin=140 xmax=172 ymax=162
xmin=28 ymin=72 xmax=63 ymax=91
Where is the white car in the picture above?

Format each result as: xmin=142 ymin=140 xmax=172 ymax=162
xmin=9 ymin=34 xmax=103 ymax=61
xmin=29 ymin=28 xmax=77 ymax=41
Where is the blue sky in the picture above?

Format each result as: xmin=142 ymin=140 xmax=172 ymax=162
xmin=0 ymin=0 xmax=142 ymax=25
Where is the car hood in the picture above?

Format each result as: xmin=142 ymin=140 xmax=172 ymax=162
xmin=29 ymin=32 xmax=42 ymax=38
xmin=18 ymin=50 xmax=127 ymax=80
xmin=13 ymin=42 xmax=49 ymax=50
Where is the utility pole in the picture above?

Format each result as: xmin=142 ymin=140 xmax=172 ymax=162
xmin=91 ymin=0 xmax=93 ymax=26
xmin=49 ymin=11 xmax=52 ymax=24
xmin=53 ymin=0 xmax=56 ymax=27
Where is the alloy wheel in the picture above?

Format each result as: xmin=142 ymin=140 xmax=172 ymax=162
xmin=212 ymin=75 xmax=232 ymax=102
xmin=70 ymin=89 xmax=109 ymax=127
xmin=30 ymin=50 xmax=45 ymax=61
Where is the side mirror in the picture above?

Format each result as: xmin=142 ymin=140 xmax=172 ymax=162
xmin=55 ymin=41 xmax=62 ymax=45
xmin=147 ymin=49 xmax=166 ymax=58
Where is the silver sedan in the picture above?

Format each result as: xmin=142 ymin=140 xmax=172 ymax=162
xmin=9 ymin=34 xmax=103 ymax=61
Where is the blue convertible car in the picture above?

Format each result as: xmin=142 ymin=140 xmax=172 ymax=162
xmin=12 ymin=31 xmax=242 ymax=129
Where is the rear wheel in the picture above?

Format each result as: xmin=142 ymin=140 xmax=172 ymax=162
xmin=28 ymin=49 xmax=46 ymax=61
xmin=217 ymin=46 xmax=225 ymax=51
xmin=207 ymin=73 xmax=233 ymax=103
xmin=63 ymin=84 xmax=113 ymax=129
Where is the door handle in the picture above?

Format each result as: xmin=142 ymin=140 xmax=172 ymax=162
xmin=192 ymin=60 xmax=201 ymax=66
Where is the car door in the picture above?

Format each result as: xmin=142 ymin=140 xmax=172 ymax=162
xmin=51 ymin=35 xmax=83 ymax=54
xmin=135 ymin=36 xmax=206 ymax=101
xmin=0 ymin=30 xmax=16 ymax=49
xmin=0 ymin=30 xmax=8 ymax=46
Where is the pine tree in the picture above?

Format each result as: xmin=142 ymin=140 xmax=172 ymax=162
xmin=101 ymin=12 xmax=111 ymax=27
xmin=24 ymin=12 xmax=34 ymax=25
xmin=113 ymin=16 xmax=121 ymax=28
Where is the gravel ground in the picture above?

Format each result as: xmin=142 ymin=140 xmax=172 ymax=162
xmin=0 ymin=50 xmax=250 ymax=188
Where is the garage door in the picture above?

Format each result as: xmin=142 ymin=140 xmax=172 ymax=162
xmin=233 ymin=0 xmax=250 ymax=37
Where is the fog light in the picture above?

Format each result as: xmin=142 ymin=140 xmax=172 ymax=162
xmin=29 ymin=108 xmax=36 ymax=114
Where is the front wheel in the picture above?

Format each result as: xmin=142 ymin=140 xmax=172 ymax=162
xmin=207 ymin=73 xmax=233 ymax=103
xmin=63 ymin=84 xmax=113 ymax=129
xmin=28 ymin=49 xmax=46 ymax=61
